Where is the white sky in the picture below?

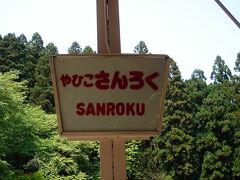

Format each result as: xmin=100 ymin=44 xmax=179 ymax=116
xmin=0 ymin=0 xmax=240 ymax=81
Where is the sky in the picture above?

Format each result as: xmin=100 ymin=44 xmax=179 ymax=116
xmin=0 ymin=0 xmax=239 ymax=82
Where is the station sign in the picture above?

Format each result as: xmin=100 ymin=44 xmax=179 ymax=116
xmin=50 ymin=54 xmax=170 ymax=139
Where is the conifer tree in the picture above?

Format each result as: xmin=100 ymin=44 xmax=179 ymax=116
xmin=22 ymin=33 xmax=44 ymax=89
xmin=211 ymin=55 xmax=232 ymax=84
xmin=194 ymin=58 xmax=239 ymax=179
xmin=232 ymin=52 xmax=240 ymax=177
xmin=186 ymin=69 xmax=207 ymax=112
xmin=0 ymin=33 xmax=27 ymax=73
xmin=141 ymin=60 xmax=197 ymax=179
xmin=31 ymin=42 xmax=58 ymax=113
xmin=82 ymin=45 xmax=95 ymax=54
xmin=195 ymin=82 xmax=237 ymax=179
xmin=134 ymin=41 xmax=149 ymax=54
xmin=68 ymin=41 xmax=82 ymax=54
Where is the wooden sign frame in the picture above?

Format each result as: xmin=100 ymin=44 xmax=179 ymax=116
xmin=50 ymin=54 xmax=170 ymax=140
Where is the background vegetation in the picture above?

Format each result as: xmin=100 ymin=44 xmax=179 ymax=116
xmin=0 ymin=33 xmax=239 ymax=179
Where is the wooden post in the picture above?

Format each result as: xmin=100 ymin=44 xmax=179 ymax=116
xmin=113 ymin=139 xmax=126 ymax=180
xmin=100 ymin=140 xmax=114 ymax=180
xmin=97 ymin=0 xmax=126 ymax=179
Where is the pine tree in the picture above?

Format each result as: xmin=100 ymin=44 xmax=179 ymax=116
xmin=186 ymin=69 xmax=207 ymax=112
xmin=31 ymin=42 xmax=58 ymax=113
xmin=211 ymin=55 xmax=232 ymax=84
xmin=0 ymin=33 xmax=27 ymax=73
xmin=232 ymin=52 xmax=240 ymax=177
xmin=134 ymin=41 xmax=149 ymax=54
xmin=82 ymin=45 xmax=95 ymax=54
xmin=234 ymin=52 xmax=240 ymax=80
xmin=195 ymin=82 xmax=237 ymax=179
xmin=141 ymin=60 xmax=197 ymax=179
xmin=194 ymin=58 xmax=238 ymax=179
xmin=68 ymin=41 xmax=82 ymax=54
xmin=21 ymin=33 xmax=44 ymax=89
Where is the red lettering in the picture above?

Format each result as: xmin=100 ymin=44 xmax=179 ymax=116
xmin=60 ymin=74 xmax=71 ymax=87
xmin=129 ymin=71 xmax=144 ymax=90
xmin=111 ymin=71 xmax=128 ymax=89
xmin=116 ymin=103 xmax=125 ymax=116
xmin=126 ymin=103 xmax=135 ymax=116
xmin=96 ymin=103 xmax=105 ymax=116
xmin=86 ymin=103 xmax=95 ymax=115
xmin=76 ymin=102 xmax=145 ymax=116
xmin=145 ymin=72 xmax=159 ymax=90
xmin=72 ymin=74 xmax=83 ymax=87
xmin=136 ymin=103 xmax=145 ymax=116
xmin=76 ymin=103 xmax=85 ymax=115
xmin=107 ymin=103 xmax=115 ymax=115
xmin=84 ymin=74 xmax=94 ymax=87
xmin=95 ymin=71 xmax=110 ymax=89
xmin=61 ymin=71 xmax=160 ymax=91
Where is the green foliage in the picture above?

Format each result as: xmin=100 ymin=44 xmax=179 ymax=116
xmin=234 ymin=52 xmax=240 ymax=73
xmin=139 ymin=60 xmax=197 ymax=180
xmin=126 ymin=140 xmax=143 ymax=179
xmin=0 ymin=33 xmax=55 ymax=113
xmin=0 ymin=71 xmax=99 ymax=179
xmin=1 ymin=34 xmax=239 ymax=179
xmin=0 ymin=33 xmax=27 ymax=73
xmin=194 ymin=80 xmax=239 ymax=179
xmin=30 ymin=42 xmax=58 ymax=113
xmin=186 ymin=69 xmax=207 ymax=113
xmin=0 ymin=159 xmax=14 ymax=179
xmin=191 ymin=69 xmax=207 ymax=81
xmin=0 ymin=33 xmax=97 ymax=113
xmin=0 ymin=72 xmax=36 ymax=164
xmin=68 ymin=41 xmax=82 ymax=54
xmin=0 ymin=71 xmax=55 ymax=169
xmin=82 ymin=45 xmax=96 ymax=54
xmin=211 ymin=55 xmax=232 ymax=84
xmin=15 ymin=170 xmax=46 ymax=180
xmin=134 ymin=40 xmax=149 ymax=54
xmin=36 ymin=137 xmax=99 ymax=179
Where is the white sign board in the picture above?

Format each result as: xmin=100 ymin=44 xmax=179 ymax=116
xmin=50 ymin=54 xmax=170 ymax=139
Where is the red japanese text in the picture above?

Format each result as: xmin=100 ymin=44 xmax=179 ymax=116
xmin=60 ymin=71 xmax=159 ymax=90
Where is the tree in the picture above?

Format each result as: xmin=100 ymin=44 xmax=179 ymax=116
xmin=18 ymin=34 xmax=28 ymax=46
xmin=0 ymin=160 xmax=14 ymax=180
xmin=234 ymin=52 xmax=240 ymax=78
xmin=211 ymin=55 xmax=232 ymax=83
xmin=0 ymin=33 xmax=50 ymax=109
xmin=0 ymin=71 xmax=44 ymax=172
xmin=141 ymin=60 xmax=197 ymax=179
xmin=191 ymin=69 xmax=206 ymax=81
xmin=0 ymin=33 xmax=27 ymax=73
xmin=82 ymin=45 xmax=95 ymax=54
xmin=20 ymin=32 xmax=45 ymax=91
xmin=28 ymin=32 xmax=44 ymax=55
xmin=134 ymin=41 xmax=149 ymax=54
xmin=44 ymin=42 xmax=58 ymax=55
xmin=232 ymin=52 xmax=240 ymax=177
xmin=31 ymin=42 xmax=58 ymax=113
xmin=0 ymin=71 xmax=100 ymax=179
xmin=186 ymin=69 xmax=207 ymax=112
xmin=195 ymin=81 xmax=239 ymax=179
xmin=68 ymin=41 xmax=82 ymax=54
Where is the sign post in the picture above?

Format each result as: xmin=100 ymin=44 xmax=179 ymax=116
xmin=97 ymin=0 xmax=125 ymax=179
xmin=49 ymin=0 xmax=170 ymax=179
